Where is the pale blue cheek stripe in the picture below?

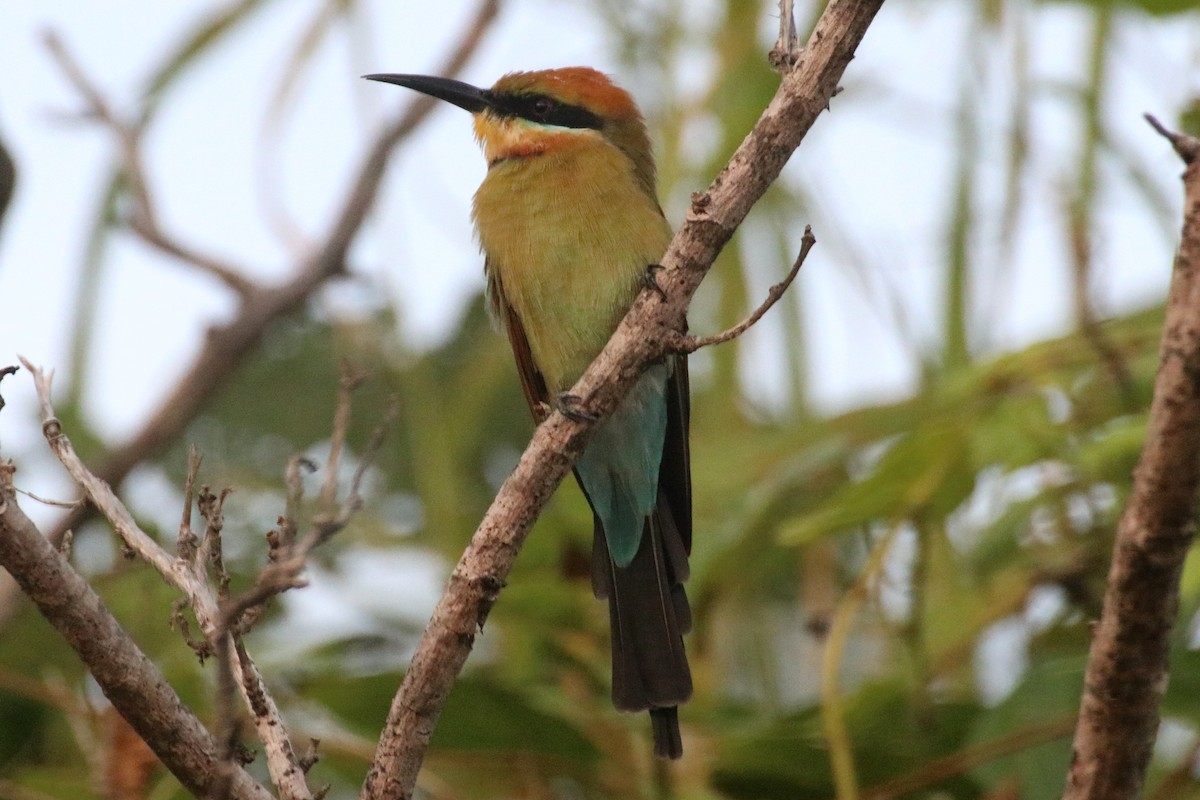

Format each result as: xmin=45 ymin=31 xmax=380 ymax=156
xmin=575 ymin=362 xmax=671 ymax=567
xmin=515 ymin=118 xmax=595 ymax=135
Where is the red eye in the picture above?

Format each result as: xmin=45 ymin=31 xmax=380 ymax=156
xmin=533 ymin=97 xmax=554 ymax=117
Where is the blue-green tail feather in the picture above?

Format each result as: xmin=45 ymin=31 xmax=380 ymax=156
xmin=575 ymin=363 xmax=669 ymax=566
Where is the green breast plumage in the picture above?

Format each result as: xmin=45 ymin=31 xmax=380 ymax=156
xmin=472 ymin=135 xmax=672 ymax=392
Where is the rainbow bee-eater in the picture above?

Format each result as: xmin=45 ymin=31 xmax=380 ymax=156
xmin=366 ymin=67 xmax=692 ymax=758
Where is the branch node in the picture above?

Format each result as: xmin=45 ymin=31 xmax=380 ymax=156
xmin=58 ymin=529 xmax=73 ymax=559
xmin=1146 ymin=113 xmax=1200 ymax=164
xmin=0 ymin=364 xmax=17 ymax=413
xmin=671 ymin=225 xmax=816 ymax=353
xmin=171 ymin=600 xmax=214 ymax=663
xmin=641 ymin=263 xmax=668 ymax=302
xmin=177 ymin=446 xmax=202 ymax=561
xmin=769 ymin=0 xmax=802 ymax=73
xmin=42 ymin=417 xmax=63 ymax=441
xmin=553 ymin=393 xmax=599 ymax=423
xmin=299 ymin=738 xmax=321 ymax=773
xmin=474 ymin=574 xmax=506 ymax=630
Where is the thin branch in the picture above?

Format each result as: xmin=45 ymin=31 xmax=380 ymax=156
xmin=41 ymin=31 xmax=154 ymax=228
xmin=12 ymin=487 xmax=83 ymax=509
xmin=22 ymin=359 xmax=181 ymax=581
xmin=43 ymin=31 xmax=256 ymax=297
xmin=822 ymin=525 xmax=901 ymax=800
xmin=670 ymin=225 xmax=814 ymax=352
xmin=319 ymin=364 xmax=369 ymax=509
xmin=127 ymin=215 xmax=257 ymax=296
xmin=1146 ymin=114 xmax=1200 ymax=164
xmin=361 ymin=3 xmax=885 ymax=797
xmin=1063 ymin=118 xmax=1200 ymax=798
xmin=860 ymin=716 xmax=1077 ymax=800
xmin=0 ymin=453 xmax=272 ymax=799
xmin=0 ymin=365 xmax=17 ymax=414
xmin=204 ymin=377 xmax=389 ymax=798
xmin=1145 ymin=733 xmax=1200 ymax=800
xmin=20 ymin=359 xmax=312 ymax=799
xmin=769 ymin=0 xmax=801 ymax=72
xmin=221 ymin=391 xmax=395 ymax=629
xmin=212 ymin=632 xmax=244 ymax=800
xmin=177 ymin=446 xmax=201 ymax=560
xmin=280 ymin=455 xmax=316 ymax=551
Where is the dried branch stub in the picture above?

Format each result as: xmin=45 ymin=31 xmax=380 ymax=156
xmin=0 ymin=365 xmax=18 ymax=414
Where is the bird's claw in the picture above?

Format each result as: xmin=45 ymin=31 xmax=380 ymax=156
xmin=554 ymin=393 xmax=599 ymax=423
xmin=642 ymin=264 xmax=667 ymax=301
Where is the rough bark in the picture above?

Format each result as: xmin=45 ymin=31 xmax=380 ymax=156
xmin=1063 ymin=119 xmax=1200 ymax=799
xmin=0 ymin=474 xmax=273 ymax=800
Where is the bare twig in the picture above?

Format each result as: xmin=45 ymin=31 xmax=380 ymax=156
xmin=1063 ymin=118 xmax=1200 ymax=799
xmin=0 ymin=365 xmax=17 ymax=414
xmin=319 ymin=364 xmax=369 ymax=509
xmin=212 ymin=633 xmax=243 ymax=800
xmin=22 ymin=359 xmax=181 ymax=581
xmin=12 ymin=487 xmax=83 ymax=509
xmin=860 ymin=716 xmax=1077 ymax=800
xmin=204 ymin=377 xmax=390 ymax=797
xmin=127 ymin=216 xmax=257 ymax=296
xmin=43 ymin=31 xmax=256 ymax=297
xmin=0 ymin=450 xmax=272 ymax=800
xmin=1066 ymin=204 xmax=1135 ymax=402
xmin=221 ymin=390 xmax=395 ymax=630
xmin=1146 ymin=114 xmax=1200 ymax=164
xmin=823 ymin=525 xmax=901 ymax=800
xmin=361 ymin=3 xmax=884 ymax=797
xmin=669 ymin=225 xmax=815 ymax=353
xmin=279 ymin=455 xmax=316 ymax=553
xmin=177 ymin=446 xmax=202 ymax=560
xmin=769 ymin=0 xmax=801 ymax=72
xmin=20 ymin=359 xmax=312 ymax=800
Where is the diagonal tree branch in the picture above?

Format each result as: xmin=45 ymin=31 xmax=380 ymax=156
xmin=43 ymin=30 xmax=257 ymax=297
xmin=361 ymin=2 xmax=887 ymax=797
xmin=0 ymin=466 xmax=273 ymax=800
xmin=20 ymin=360 xmax=311 ymax=799
xmin=1062 ymin=115 xmax=1200 ymax=799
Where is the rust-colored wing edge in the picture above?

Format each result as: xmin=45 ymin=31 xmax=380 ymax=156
xmin=488 ymin=267 xmax=550 ymax=421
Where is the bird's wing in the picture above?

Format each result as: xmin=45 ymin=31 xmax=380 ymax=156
xmin=659 ymin=353 xmax=692 ymax=555
xmin=487 ymin=265 xmax=550 ymax=420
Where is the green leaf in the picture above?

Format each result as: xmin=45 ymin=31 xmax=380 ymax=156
xmin=968 ymin=657 xmax=1082 ymax=800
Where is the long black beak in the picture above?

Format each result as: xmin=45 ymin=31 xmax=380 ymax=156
xmin=363 ymin=73 xmax=491 ymax=113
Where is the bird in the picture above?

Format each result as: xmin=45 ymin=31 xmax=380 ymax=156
xmin=365 ymin=67 xmax=693 ymax=759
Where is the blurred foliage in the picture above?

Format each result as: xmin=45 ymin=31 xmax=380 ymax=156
xmin=3 ymin=0 xmax=1200 ymax=799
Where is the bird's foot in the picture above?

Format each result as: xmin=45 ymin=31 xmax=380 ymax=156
xmin=642 ymin=263 xmax=667 ymax=301
xmin=554 ymin=392 xmax=599 ymax=423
